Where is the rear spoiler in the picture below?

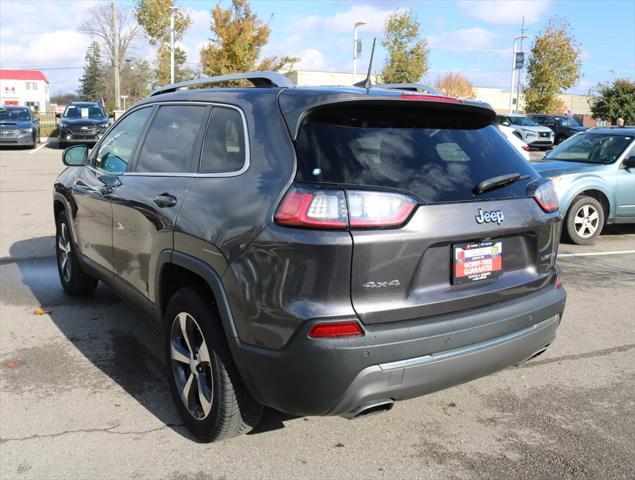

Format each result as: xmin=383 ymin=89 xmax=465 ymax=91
xmin=279 ymin=94 xmax=497 ymax=140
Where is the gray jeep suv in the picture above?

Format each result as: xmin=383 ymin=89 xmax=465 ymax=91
xmin=53 ymin=72 xmax=566 ymax=442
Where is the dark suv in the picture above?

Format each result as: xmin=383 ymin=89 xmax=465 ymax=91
xmin=57 ymin=101 xmax=109 ymax=148
xmin=528 ymin=114 xmax=587 ymax=144
xmin=53 ymin=72 xmax=566 ymax=442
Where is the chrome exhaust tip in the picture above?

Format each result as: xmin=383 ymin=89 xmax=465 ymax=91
xmin=343 ymin=400 xmax=395 ymax=419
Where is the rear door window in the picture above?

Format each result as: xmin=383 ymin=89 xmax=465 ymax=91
xmin=135 ymin=105 xmax=208 ymax=173
xmin=199 ymin=106 xmax=247 ymax=173
xmin=295 ymin=105 xmax=537 ymax=203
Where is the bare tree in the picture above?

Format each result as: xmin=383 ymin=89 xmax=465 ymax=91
xmin=79 ymin=2 xmax=141 ymax=108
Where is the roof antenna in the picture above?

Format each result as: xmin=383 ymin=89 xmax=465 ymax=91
xmin=354 ymin=37 xmax=376 ymax=90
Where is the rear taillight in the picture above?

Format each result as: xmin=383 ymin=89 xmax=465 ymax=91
xmin=347 ymin=190 xmax=416 ymax=227
xmin=274 ymin=185 xmax=416 ymax=230
xmin=308 ymin=321 xmax=363 ymax=338
xmin=533 ymin=181 xmax=559 ymax=213
xmin=274 ymin=186 xmax=348 ymax=229
xmin=522 ymin=145 xmax=530 ymax=151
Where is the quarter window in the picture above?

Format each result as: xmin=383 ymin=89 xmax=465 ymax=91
xmin=136 ymin=105 xmax=208 ymax=173
xmin=200 ymin=107 xmax=246 ymax=173
xmin=94 ymin=107 xmax=152 ymax=173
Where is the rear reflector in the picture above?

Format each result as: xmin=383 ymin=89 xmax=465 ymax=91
xmin=399 ymin=94 xmax=462 ymax=103
xmin=522 ymin=145 xmax=530 ymax=151
xmin=275 ymin=185 xmax=417 ymax=230
xmin=533 ymin=180 xmax=559 ymax=213
xmin=308 ymin=321 xmax=363 ymax=338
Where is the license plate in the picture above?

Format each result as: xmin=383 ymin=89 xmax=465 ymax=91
xmin=453 ymin=241 xmax=503 ymax=285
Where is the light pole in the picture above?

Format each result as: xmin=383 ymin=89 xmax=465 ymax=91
xmin=353 ymin=21 xmax=366 ymax=84
xmin=508 ymin=34 xmax=529 ymax=114
xmin=112 ymin=0 xmax=121 ymax=110
xmin=169 ymin=6 xmax=178 ymax=84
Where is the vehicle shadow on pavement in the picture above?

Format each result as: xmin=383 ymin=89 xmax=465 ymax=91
xmin=5 ymin=237 xmax=296 ymax=440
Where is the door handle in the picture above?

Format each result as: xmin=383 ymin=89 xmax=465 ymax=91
xmin=153 ymin=194 xmax=177 ymax=208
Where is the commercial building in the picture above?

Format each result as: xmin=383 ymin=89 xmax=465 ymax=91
xmin=0 ymin=69 xmax=50 ymax=112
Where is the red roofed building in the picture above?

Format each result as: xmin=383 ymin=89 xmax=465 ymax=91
xmin=0 ymin=69 xmax=50 ymax=112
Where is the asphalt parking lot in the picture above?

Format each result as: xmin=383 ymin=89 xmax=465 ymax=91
xmin=1 ymin=142 xmax=634 ymax=480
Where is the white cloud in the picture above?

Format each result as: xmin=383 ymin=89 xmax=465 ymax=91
xmin=428 ymin=27 xmax=505 ymax=53
xmin=298 ymin=4 xmax=400 ymax=34
xmin=294 ymin=48 xmax=328 ymax=70
xmin=457 ymin=0 xmax=550 ymax=25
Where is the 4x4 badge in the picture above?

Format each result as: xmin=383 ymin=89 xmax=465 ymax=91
xmin=475 ymin=208 xmax=504 ymax=225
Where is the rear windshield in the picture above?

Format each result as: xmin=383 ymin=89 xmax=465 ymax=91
xmin=295 ymin=106 xmax=537 ymax=203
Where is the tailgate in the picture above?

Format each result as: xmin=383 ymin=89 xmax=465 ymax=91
xmin=350 ymin=197 xmax=560 ymax=324
xmin=289 ymin=99 xmax=560 ymax=325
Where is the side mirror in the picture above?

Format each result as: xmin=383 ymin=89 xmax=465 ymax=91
xmin=502 ymin=121 xmax=511 ymax=127
xmin=55 ymin=112 xmax=61 ymax=118
xmin=62 ymin=145 xmax=88 ymax=166
xmin=623 ymin=156 xmax=635 ymax=169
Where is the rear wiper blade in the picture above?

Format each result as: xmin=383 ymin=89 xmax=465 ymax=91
xmin=474 ymin=173 xmax=528 ymax=195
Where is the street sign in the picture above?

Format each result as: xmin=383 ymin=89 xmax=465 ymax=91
xmin=515 ymin=52 xmax=524 ymax=70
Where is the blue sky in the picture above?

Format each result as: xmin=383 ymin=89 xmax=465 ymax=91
xmin=1 ymin=0 xmax=633 ymax=95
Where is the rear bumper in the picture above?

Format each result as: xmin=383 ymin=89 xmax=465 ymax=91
xmin=334 ymin=313 xmax=558 ymax=417
xmin=232 ymin=284 xmax=566 ymax=417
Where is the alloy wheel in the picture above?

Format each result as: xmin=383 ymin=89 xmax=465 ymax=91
xmin=170 ymin=312 xmax=213 ymax=420
xmin=57 ymin=222 xmax=73 ymax=282
xmin=573 ymin=204 xmax=600 ymax=238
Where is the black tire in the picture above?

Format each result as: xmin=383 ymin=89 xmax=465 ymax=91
xmin=55 ymin=210 xmax=98 ymax=295
xmin=29 ymin=132 xmax=37 ymax=149
xmin=564 ymin=195 xmax=605 ymax=245
xmin=165 ymin=287 xmax=262 ymax=442
xmin=58 ymin=137 xmax=66 ymax=149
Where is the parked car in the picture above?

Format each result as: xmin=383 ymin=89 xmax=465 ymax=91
xmin=498 ymin=124 xmax=530 ymax=160
xmin=53 ymin=72 xmax=566 ymax=442
xmin=0 ymin=106 xmax=40 ymax=148
xmin=496 ymin=114 xmax=554 ymax=149
xmin=57 ymin=102 xmax=109 ymax=148
xmin=528 ymin=114 xmax=587 ymax=144
xmin=532 ymin=128 xmax=635 ymax=244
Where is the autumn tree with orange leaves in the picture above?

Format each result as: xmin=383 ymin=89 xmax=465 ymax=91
xmin=434 ymin=72 xmax=476 ymax=99
xmin=200 ymin=0 xmax=298 ymax=77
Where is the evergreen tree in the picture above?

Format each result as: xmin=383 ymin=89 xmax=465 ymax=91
xmin=79 ymin=42 xmax=105 ymax=101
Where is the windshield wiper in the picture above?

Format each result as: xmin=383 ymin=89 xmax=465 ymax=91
xmin=474 ymin=173 xmax=528 ymax=195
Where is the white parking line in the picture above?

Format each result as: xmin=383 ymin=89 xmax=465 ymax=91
xmin=29 ymin=141 xmax=49 ymax=154
xmin=559 ymin=250 xmax=635 ymax=257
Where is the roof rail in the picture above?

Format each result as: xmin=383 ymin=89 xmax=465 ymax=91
xmin=149 ymin=71 xmax=294 ymax=96
xmin=374 ymin=83 xmax=442 ymax=95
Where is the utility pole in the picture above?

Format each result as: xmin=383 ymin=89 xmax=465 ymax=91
xmin=515 ymin=17 xmax=526 ymax=113
xmin=112 ymin=0 xmax=121 ymax=110
xmin=352 ymin=21 xmax=366 ymax=84
xmin=170 ymin=6 xmax=177 ymax=84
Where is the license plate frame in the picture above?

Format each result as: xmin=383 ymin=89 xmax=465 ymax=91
xmin=452 ymin=240 xmax=503 ymax=285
